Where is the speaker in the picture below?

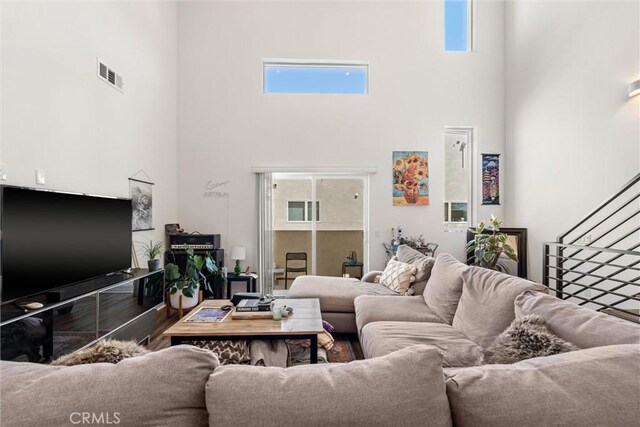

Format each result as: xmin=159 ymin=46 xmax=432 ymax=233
xmin=164 ymin=249 xmax=224 ymax=299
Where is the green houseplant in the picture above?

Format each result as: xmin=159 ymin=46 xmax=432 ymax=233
xmin=466 ymin=215 xmax=518 ymax=273
xmin=164 ymin=247 xmax=218 ymax=309
xmin=141 ymin=240 xmax=164 ymax=272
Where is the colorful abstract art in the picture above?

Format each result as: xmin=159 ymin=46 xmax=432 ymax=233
xmin=393 ymin=151 xmax=429 ymax=206
xmin=481 ymin=154 xmax=500 ymax=205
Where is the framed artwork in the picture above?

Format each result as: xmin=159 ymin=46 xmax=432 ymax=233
xmin=481 ymin=154 xmax=500 ymax=205
xmin=129 ymin=178 xmax=154 ymax=231
xmin=392 ymin=151 xmax=429 ymax=206
xmin=466 ymin=227 xmax=528 ymax=279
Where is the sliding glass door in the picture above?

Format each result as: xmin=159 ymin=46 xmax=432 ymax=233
xmin=267 ymin=173 xmax=367 ymax=290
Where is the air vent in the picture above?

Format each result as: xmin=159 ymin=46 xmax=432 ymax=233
xmin=97 ymin=58 xmax=124 ymax=93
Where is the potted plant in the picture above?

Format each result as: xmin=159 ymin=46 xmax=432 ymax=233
xmin=142 ymin=240 xmax=164 ymax=272
xmin=164 ymin=247 xmax=218 ymax=310
xmin=466 ymin=215 xmax=518 ymax=273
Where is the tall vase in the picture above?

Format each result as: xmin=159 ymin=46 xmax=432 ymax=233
xmin=404 ymin=187 xmax=419 ymax=204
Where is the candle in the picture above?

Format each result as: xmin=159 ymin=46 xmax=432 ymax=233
xmin=272 ymin=308 xmax=282 ymax=320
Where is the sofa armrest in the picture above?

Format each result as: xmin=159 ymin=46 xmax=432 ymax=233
xmin=362 ymin=271 xmax=383 ymax=283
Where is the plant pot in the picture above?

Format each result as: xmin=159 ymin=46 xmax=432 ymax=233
xmin=147 ymin=259 xmax=161 ymax=272
xmin=170 ymin=285 xmax=199 ymax=310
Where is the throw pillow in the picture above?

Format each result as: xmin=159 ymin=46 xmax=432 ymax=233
xmin=50 ymin=339 xmax=148 ymax=366
xmin=395 ymin=245 xmax=436 ymax=295
xmin=379 ymin=259 xmax=417 ymax=295
xmin=185 ymin=340 xmax=250 ymax=365
xmin=482 ymin=314 xmax=579 ymax=364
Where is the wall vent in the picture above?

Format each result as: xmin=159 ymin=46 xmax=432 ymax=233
xmin=97 ymin=58 xmax=124 ymax=92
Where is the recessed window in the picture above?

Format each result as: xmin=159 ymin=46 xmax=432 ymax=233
xmin=445 ymin=0 xmax=472 ymax=52
xmin=264 ymin=61 xmax=368 ymax=94
xmin=287 ymin=200 xmax=321 ymax=222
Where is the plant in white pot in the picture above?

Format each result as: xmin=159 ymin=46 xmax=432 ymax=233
xmin=164 ymin=247 xmax=218 ymax=310
xmin=141 ymin=240 xmax=164 ymax=272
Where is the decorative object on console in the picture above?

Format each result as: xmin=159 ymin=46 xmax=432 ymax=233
xmin=165 ymin=247 xmax=218 ymax=313
xmin=481 ymin=314 xmax=580 ymax=364
xmin=140 ymin=240 xmax=163 ymax=271
xmin=50 ymin=339 xmax=148 ymax=366
xmin=481 ymin=154 xmax=500 ymax=205
xmin=129 ymin=176 xmax=154 ymax=231
xmin=465 ymin=215 xmax=518 ymax=273
xmin=230 ymin=246 xmax=246 ymax=275
xmin=392 ymin=151 xmax=429 ymax=206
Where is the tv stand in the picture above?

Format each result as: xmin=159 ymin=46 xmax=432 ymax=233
xmin=0 ymin=269 xmax=164 ymax=363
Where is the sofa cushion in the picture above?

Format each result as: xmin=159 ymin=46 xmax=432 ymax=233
xmin=379 ymin=259 xmax=417 ymax=295
xmin=395 ymin=244 xmax=435 ymax=295
xmin=483 ymin=314 xmax=579 ymax=364
xmin=206 ymin=345 xmax=452 ymax=427
xmin=288 ymin=275 xmax=398 ymax=313
xmin=360 ymin=321 xmax=483 ymax=367
xmin=0 ymin=345 xmax=219 ymax=427
xmin=445 ymin=344 xmax=640 ymax=427
xmin=452 ymin=267 xmax=547 ymax=348
xmin=423 ymin=253 xmax=468 ymax=324
xmin=514 ymin=290 xmax=640 ymax=348
xmin=354 ymin=295 xmax=443 ymax=333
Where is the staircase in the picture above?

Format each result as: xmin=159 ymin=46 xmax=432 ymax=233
xmin=543 ymin=173 xmax=640 ymax=323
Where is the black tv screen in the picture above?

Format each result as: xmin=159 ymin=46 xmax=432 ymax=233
xmin=1 ymin=186 xmax=132 ymax=303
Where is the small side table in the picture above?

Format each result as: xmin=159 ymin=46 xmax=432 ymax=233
xmin=342 ymin=262 xmax=364 ymax=279
xmin=226 ymin=273 xmax=257 ymax=299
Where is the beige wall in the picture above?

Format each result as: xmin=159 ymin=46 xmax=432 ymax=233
xmin=274 ymin=230 xmax=363 ymax=281
xmin=1 ymin=2 xmax=178 ymax=264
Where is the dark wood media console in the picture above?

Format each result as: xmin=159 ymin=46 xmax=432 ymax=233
xmin=0 ymin=269 xmax=164 ymax=363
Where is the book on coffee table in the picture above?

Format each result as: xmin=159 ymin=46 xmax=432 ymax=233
xmin=231 ymin=310 xmax=274 ymax=320
xmin=236 ymin=299 xmax=273 ymax=312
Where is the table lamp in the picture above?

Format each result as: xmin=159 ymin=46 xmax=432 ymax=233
xmin=230 ymin=246 xmax=246 ymax=275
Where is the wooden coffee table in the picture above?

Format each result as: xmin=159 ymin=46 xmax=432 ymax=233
xmin=162 ymin=298 xmax=324 ymax=363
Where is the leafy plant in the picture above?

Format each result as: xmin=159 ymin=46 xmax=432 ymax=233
xmin=164 ymin=247 xmax=218 ymax=298
xmin=465 ymin=215 xmax=518 ymax=273
xmin=141 ymin=240 xmax=164 ymax=260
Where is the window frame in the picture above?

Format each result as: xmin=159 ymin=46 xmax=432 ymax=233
xmin=444 ymin=0 xmax=475 ymax=53
xmin=286 ymin=200 xmax=321 ymax=223
xmin=262 ymin=59 xmax=370 ymax=95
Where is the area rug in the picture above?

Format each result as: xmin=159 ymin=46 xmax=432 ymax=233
xmin=327 ymin=335 xmax=361 ymax=363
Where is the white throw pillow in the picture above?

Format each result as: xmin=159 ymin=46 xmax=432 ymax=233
xmin=379 ymin=259 xmax=417 ymax=295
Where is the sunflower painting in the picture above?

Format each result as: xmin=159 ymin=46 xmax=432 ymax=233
xmin=393 ymin=151 xmax=429 ymax=206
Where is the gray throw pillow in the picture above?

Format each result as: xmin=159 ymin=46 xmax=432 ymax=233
xmin=395 ymin=245 xmax=435 ymax=295
xmin=482 ymin=314 xmax=579 ymax=364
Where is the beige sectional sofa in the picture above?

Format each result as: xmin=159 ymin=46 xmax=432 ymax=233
xmin=2 ymin=343 xmax=639 ymax=426
xmin=290 ymin=247 xmax=640 ymax=371
xmin=2 ymin=248 xmax=639 ymax=426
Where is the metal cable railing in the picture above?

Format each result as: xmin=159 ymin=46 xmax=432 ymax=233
xmin=543 ymin=173 xmax=640 ymax=323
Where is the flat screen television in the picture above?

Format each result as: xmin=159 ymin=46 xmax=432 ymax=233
xmin=0 ymin=186 xmax=132 ymax=304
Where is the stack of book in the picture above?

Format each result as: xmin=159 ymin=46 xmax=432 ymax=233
xmin=231 ymin=299 xmax=274 ymax=319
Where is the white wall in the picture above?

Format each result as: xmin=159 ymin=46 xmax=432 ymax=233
xmin=177 ymin=1 xmax=506 ymax=272
xmin=505 ymin=0 xmax=640 ymax=282
xmin=1 ymin=1 xmax=179 ymax=265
